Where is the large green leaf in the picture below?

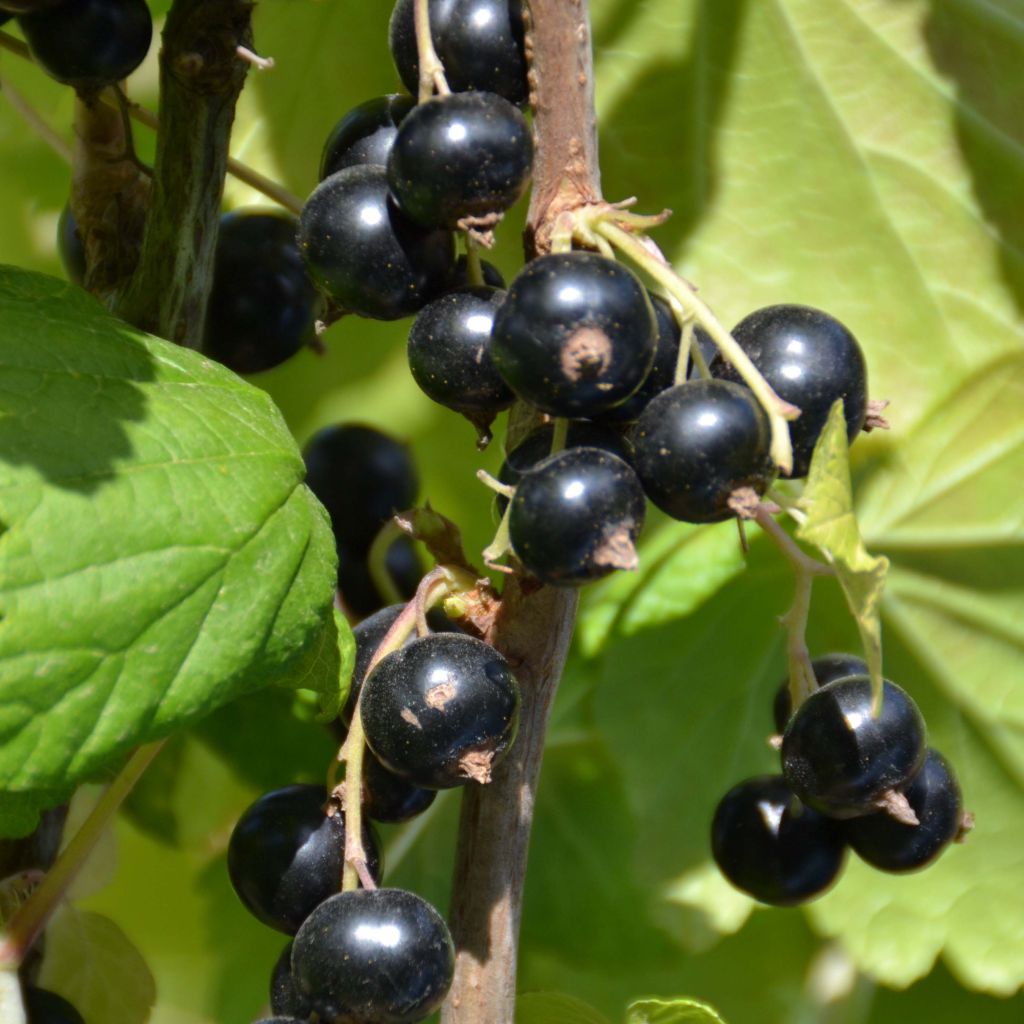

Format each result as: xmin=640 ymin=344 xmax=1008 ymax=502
xmin=0 ymin=268 xmax=342 ymax=835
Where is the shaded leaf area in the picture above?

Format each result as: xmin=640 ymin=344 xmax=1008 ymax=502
xmin=516 ymin=992 xmax=611 ymax=1024
xmin=0 ymin=268 xmax=341 ymax=835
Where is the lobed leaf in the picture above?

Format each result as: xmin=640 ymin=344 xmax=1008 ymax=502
xmin=626 ymin=998 xmax=728 ymax=1024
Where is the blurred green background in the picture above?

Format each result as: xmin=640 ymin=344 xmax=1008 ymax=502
xmin=1 ymin=1 xmax=1022 ymax=1021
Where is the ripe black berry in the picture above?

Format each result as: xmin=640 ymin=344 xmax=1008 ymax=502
xmin=337 ymin=536 xmax=422 ymax=619
xmin=298 ymin=165 xmax=455 ymax=320
xmin=362 ymin=750 xmax=437 ymax=823
xmin=19 ymin=0 xmax=152 ymax=90
xmin=491 ymin=252 xmax=657 ymax=417
xmin=303 ymin=424 xmax=419 ymax=552
xmin=508 ymin=447 xmax=646 ymax=587
xmin=598 ymin=294 xmax=681 ymax=423
xmin=389 ymin=0 xmax=528 ymax=105
xmin=361 ymin=633 xmax=520 ymax=789
xmin=631 ymin=379 xmax=775 ymax=523
xmin=21 ymin=986 xmax=85 ymax=1024
xmin=270 ymin=942 xmax=311 ymax=1019
xmin=319 ymin=93 xmax=415 ymax=180
xmin=845 ymin=749 xmax=962 ymax=872
xmin=387 ymin=92 xmax=532 ymax=228
xmin=291 ymin=888 xmax=454 ymax=1023
xmin=772 ymin=652 xmax=869 ymax=733
xmin=227 ymin=784 xmax=382 ymax=935
xmin=57 ymin=203 xmax=85 ymax=286
xmin=407 ymin=286 xmax=513 ymax=431
xmin=711 ymin=304 xmax=868 ymax=477
xmin=711 ymin=776 xmax=846 ymax=905
xmin=203 ymin=210 xmax=321 ymax=375
xmin=496 ymin=421 xmax=634 ymax=515
xmin=782 ymin=676 xmax=927 ymax=818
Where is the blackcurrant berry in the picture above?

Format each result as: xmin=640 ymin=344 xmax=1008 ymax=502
xmin=57 ymin=203 xmax=85 ymax=286
xmin=320 ymin=93 xmax=416 ymax=180
xmin=491 ymin=252 xmax=658 ymax=417
xmin=447 ymin=253 xmax=506 ymax=290
xmin=303 ymin=424 xmax=419 ymax=552
xmin=389 ymin=0 xmax=528 ymax=106
xmin=508 ymin=447 xmax=646 ymax=587
xmin=845 ymin=748 xmax=962 ymax=872
xmin=291 ymin=888 xmax=454 ymax=1024
xmin=202 ymin=210 xmax=321 ymax=375
xmin=22 ymin=986 xmax=85 ymax=1024
xmin=711 ymin=776 xmax=846 ymax=905
xmin=496 ymin=421 xmax=634 ymax=515
xmin=387 ymin=92 xmax=532 ymax=229
xmin=298 ymin=165 xmax=455 ymax=320
xmin=772 ymin=652 xmax=869 ymax=733
xmin=227 ymin=784 xmax=382 ymax=935
xmin=337 ymin=536 xmax=422 ymax=619
xmin=361 ymin=633 xmax=520 ymax=789
xmin=270 ymin=942 xmax=311 ymax=1019
xmin=782 ymin=676 xmax=927 ymax=819
xmin=631 ymin=379 xmax=775 ymax=523
xmin=362 ymin=750 xmax=438 ymax=823
xmin=598 ymin=294 xmax=681 ymax=423
xmin=407 ymin=286 xmax=513 ymax=431
xmin=711 ymin=304 xmax=868 ymax=477
xmin=1 ymin=2 xmax=65 ymax=11
xmin=19 ymin=0 xmax=152 ymax=90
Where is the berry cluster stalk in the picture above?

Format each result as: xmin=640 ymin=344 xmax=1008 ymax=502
xmin=440 ymin=2 xmax=601 ymax=1019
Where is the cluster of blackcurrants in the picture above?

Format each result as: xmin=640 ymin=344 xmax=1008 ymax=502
xmin=226 ymin=606 xmax=521 ymax=1023
xmin=712 ymin=654 xmax=966 ymax=906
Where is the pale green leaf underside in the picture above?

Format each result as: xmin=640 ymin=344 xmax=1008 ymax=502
xmin=0 ymin=268 xmax=339 ymax=834
xmin=627 ymin=998 xmax=728 ymax=1024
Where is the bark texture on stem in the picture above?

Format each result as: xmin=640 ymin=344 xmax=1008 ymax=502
xmin=443 ymin=581 xmax=578 ymax=1023
xmin=523 ymin=0 xmax=602 ymax=255
xmin=114 ymin=0 xmax=254 ymax=347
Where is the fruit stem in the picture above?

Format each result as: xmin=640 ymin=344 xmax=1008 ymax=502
xmin=0 ymin=741 xmax=164 ymax=969
xmin=414 ymin=0 xmax=451 ymax=103
xmin=592 ymin=219 xmax=799 ymax=475
xmin=464 ymin=233 xmax=486 ymax=287
xmin=549 ymin=418 xmax=568 ymax=456
xmin=367 ymin=519 xmax=407 ymax=609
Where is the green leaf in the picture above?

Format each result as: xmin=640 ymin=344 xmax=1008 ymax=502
xmin=0 ymin=267 xmax=339 ymax=835
xmin=797 ymin=400 xmax=889 ymax=698
xmin=37 ymin=907 xmax=156 ymax=1024
xmin=626 ymin=998 xmax=727 ymax=1024
xmin=516 ymin=992 xmax=611 ymax=1024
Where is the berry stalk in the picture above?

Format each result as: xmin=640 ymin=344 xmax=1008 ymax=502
xmin=413 ymin=0 xmax=450 ymax=102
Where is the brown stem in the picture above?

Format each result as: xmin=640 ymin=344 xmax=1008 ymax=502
xmin=442 ymin=11 xmax=600 ymax=1019
xmin=113 ymin=0 xmax=255 ymax=347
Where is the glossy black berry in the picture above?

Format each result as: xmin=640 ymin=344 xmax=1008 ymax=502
xmin=492 ymin=252 xmax=658 ymax=417
xmin=304 ymin=424 xmax=419 ymax=552
xmin=1 ymin=2 xmax=65 ymax=11
xmin=711 ymin=776 xmax=846 ymax=905
xmin=299 ymin=165 xmax=455 ymax=320
xmin=387 ymin=92 xmax=532 ymax=229
xmin=57 ymin=203 xmax=85 ymax=286
xmin=291 ymin=888 xmax=454 ymax=1023
xmin=19 ymin=0 xmax=152 ymax=90
xmin=22 ymin=986 xmax=85 ymax=1024
xmin=712 ymin=304 xmax=868 ymax=477
xmin=845 ymin=749 xmax=962 ymax=872
xmin=782 ymin=676 xmax=927 ymax=819
xmin=227 ymin=784 xmax=382 ymax=935
xmin=203 ymin=210 xmax=321 ymax=375
xmin=631 ymin=379 xmax=775 ymax=523
xmin=270 ymin=942 xmax=311 ymax=1019
xmin=508 ymin=447 xmax=646 ymax=587
xmin=362 ymin=750 xmax=438 ymax=823
xmin=496 ymin=421 xmax=634 ymax=515
xmin=407 ymin=286 xmax=513 ymax=431
xmin=337 ymin=536 xmax=422 ymax=619
xmin=772 ymin=652 xmax=869 ymax=733
xmin=361 ymin=633 xmax=520 ymax=789
xmin=447 ymin=253 xmax=506 ymax=290
xmin=389 ymin=0 xmax=528 ymax=105
xmin=320 ymin=93 xmax=415 ymax=180
xmin=599 ymin=294 xmax=681 ymax=423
